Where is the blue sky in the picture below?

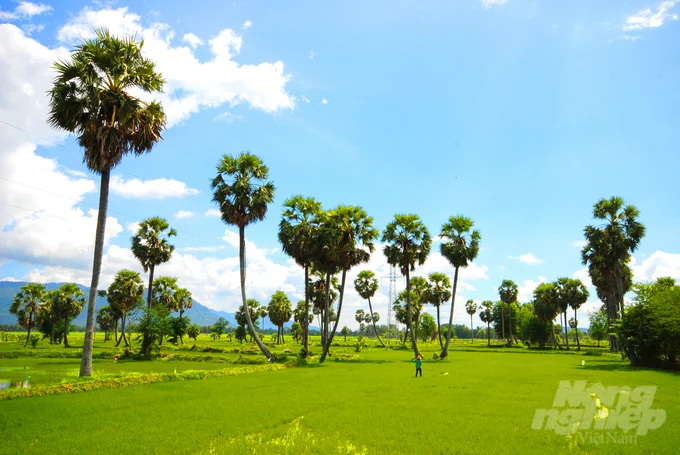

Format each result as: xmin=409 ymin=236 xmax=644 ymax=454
xmin=1 ymin=0 xmax=679 ymax=329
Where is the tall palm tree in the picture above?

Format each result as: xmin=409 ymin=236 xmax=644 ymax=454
xmin=424 ymin=273 xmax=452 ymax=349
xmin=498 ymin=280 xmax=518 ymax=346
xmin=278 ymin=195 xmax=322 ymax=357
xmin=131 ymin=217 xmax=177 ymax=308
xmin=10 ymin=283 xmax=46 ymax=347
xmin=555 ymin=278 xmax=589 ymax=351
xmin=382 ymin=214 xmax=432 ymax=358
xmin=268 ymin=291 xmax=292 ymax=344
xmin=354 ymin=270 xmax=384 ymax=347
xmin=409 ymin=276 xmax=430 ymax=343
xmin=319 ymin=206 xmax=378 ymax=363
xmin=211 ymin=152 xmax=276 ymax=362
xmin=533 ymin=283 xmax=561 ymax=349
xmin=174 ymin=287 xmax=193 ymax=344
xmin=54 ymin=283 xmax=86 ymax=347
xmin=39 ymin=290 xmax=60 ymax=344
xmin=465 ymin=300 xmax=477 ymax=343
xmin=108 ymin=269 xmax=144 ymax=348
xmin=439 ymin=215 xmax=481 ymax=359
xmin=48 ymin=28 xmax=166 ymax=377
xmin=479 ymin=300 xmax=494 ymax=347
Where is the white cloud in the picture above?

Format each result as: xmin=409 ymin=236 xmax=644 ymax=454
xmin=182 ymin=33 xmax=203 ymax=49
xmin=242 ymin=20 xmax=252 ymax=30
xmin=205 ymin=209 xmax=221 ymax=217
xmin=571 ymin=240 xmax=587 ymax=248
xmin=482 ymin=0 xmax=509 ymax=9
xmin=623 ymin=1 xmax=678 ymax=31
xmin=214 ymin=111 xmax=243 ymax=123
xmin=126 ymin=222 xmax=140 ymax=233
xmin=621 ymin=34 xmax=641 ymax=41
xmin=0 ymin=2 xmax=52 ymax=19
xmin=110 ymin=175 xmax=200 ymax=199
xmin=321 ymin=98 xmax=328 ymax=105
xmin=174 ymin=210 xmax=195 ymax=219
xmin=509 ymin=253 xmax=542 ymax=265
xmin=56 ymin=7 xmax=294 ymax=127
xmin=301 ymin=96 xmax=310 ymax=104
xmin=517 ymin=276 xmax=547 ymax=302
xmin=21 ymin=23 xmax=43 ymax=35
xmin=631 ymin=251 xmax=680 ymax=281
xmin=308 ymin=51 xmax=315 ymax=59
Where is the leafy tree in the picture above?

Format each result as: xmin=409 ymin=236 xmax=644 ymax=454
xmin=479 ymin=300 xmax=494 ymax=347
xmin=419 ymin=312 xmax=437 ymax=342
xmin=187 ymin=324 xmax=201 ymax=341
xmin=317 ymin=206 xmax=378 ymax=363
xmin=588 ymin=310 xmax=607 ymax=347
xmin=96 ymin=306 xmax=116 ymax=342
xmin=144 ymin=276 xmax=178 ymax=351
xmin=393 ymin=289 xmax=424 ymax=345
xmin=10 ymin=283 xmax=46 ymax=347
xmin=234 ymin=325 xmax=247 ymax=343
xmin=424 ymin=273 xmax=451 ymax=349
xmin=341 ymin=326 xmax=351 ymax=342
xmin=439 ymin=216 xmax=481 ymax=358
xmin=268 ymin=291 xmax=293 ymax=344
xmin=294 ymin=300 xmax=314 ymax=327
xmin=173 ymin=287 xmax=193 ymax=344
xmin=235 ymin=300 xmax=260 ymax=341
xmin=582 ymin=196 xmax=645 ymax=352
xmin=212 ymin=317 xmax=229 ymax=338
xmin=49 ymin=29 xmax=166 ymax=376
xmin=382 ymin=214 xmax=432 ymax=358
xmin=532 ymin=283 xmax=561 ymax=349
xmin=354 ymin=270 xmax=384 ymax=346
xmin=465 ymin=300 xmax=477 ymax=343
xmin=278 ymin=195 xmax=322 ymax=357
xmin=498 ymin=280 xmax=518 ymax=346
xmin=37 ymin=290 xmax=61 ymax=344
xmin=108 ymin=269 xmax=144 ymax=348
xmin=290 ymin=321 xmax=303 ymax=343
xmin=52 ymin=283 xmax=85 ymax=347
xmin=212 ymin=152 xmax=276 ymax=361
xmin=554 ymin=278 xmax=589 ymax=351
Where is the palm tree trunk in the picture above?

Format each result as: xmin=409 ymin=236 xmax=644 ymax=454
xmin=403 ymin=325 xmax=409 ymax=345
xmin=507 ymin=304 xmax=513 ymax=346
xmin=486 ymin=321 xmax=490 ymax=347
xmin=321 ymin=270 xmax=347 ymax=363
xmin=436 ymin=306 xmax=443 ymax=349
xmin=322 ymin=271 xmax=331 ymax=349
xmin=114 ymin=318 xmax=118 ymax=344
xmin=501 ymin=306 xmax=505 ymax=341
xmin=563 ymin=311 xmax=570 ymax=350
xmin=440 ymin=266 xmax=460 ymax=359
xmin=405 ymin=269 xmax=421 ymax=358
xmin=179 ymin=309 xmax=184 ymax=344
xmin=550 ymin=320 xmax=562 ymax=350
xmin=470 ymin=315 xmax=474 ymax=344
xmin=303 ymin=265 xmax=310 ymax=357
xmin=79 ymin=171 xmax=110 ymax=375
xmin=614 ymin=261 xmax=625 ymax=317
xmin=239 ymin=225 xmax=275 ymax=361
xmin=574 ymin=308 xmax=581 ymax=351
xmin=63 ymin=316 xmax=70 ymax=347
xmin=367 ymin=296 xmax=385 ymax=347
xmin=50 ymin=325 xmax=55 ymax=345
xmin=606 ymin=291 xmax=619 ymax=352
xmin=24 ymin=310 xmax=34 ymax=347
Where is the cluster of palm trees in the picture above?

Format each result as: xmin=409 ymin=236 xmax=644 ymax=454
xmin=10 ymin=283 xmax=85 ymax=347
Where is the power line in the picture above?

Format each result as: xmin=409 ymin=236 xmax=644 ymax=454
xmin=0 ymin=119 xmax=67 ymax=148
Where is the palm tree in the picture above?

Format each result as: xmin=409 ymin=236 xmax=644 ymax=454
xmin=319 ymin=206 xmax=378 ymax=363
xmin=211 ymin=152 xmax=276 ymax=362
xmin=465 ymin=300 xmax=477 ymax=343
xmin=108 ymin=269 xmax=144 ymax=348
xmin=53 ymin=283 xmax=86 ymax=347
xmin=151 ymin=276 xmax=178 ymax=348
xmin=439 ymin=215 xmax=481 ymax=359
xmin=533 ymin=283 xmax=561 ymax=349
xmin=39 ymin=290 xmax=60 ymax=344
xmin=498 ymin=280 xmax=518 ymax=346
xmin=131 ymin=217 xmax=177 ymax=308
xmin=354 ymin=270 xmax=384 ymax=347
xmin=259 ymin=307 xmax=268 ymax=330
xmin=96 ymin=306 xmax=116 ymax=342
xmin=554 ymin=278 xmax=589 ymax=351
xmin=409 ymin=276 xmax=430 ymax=342
xmin=423 ymin=273 xmax=451 ymax=349
xmin=48 ymin=28 xmax=166 ymax=377
xmin=479 ymin=300 xmax=494 ymax=347
xmin=10 ymin=283 xmax=46 ymax=347
xmin=382 ymin=214 xmax=431 ymax=358
xmin=278 ymin=195 xmax=322 ymax=357
xmin=268 ymin=291 xmax=292 ymax=344
xmin=174 ymin=287 xmax=193 ymax=344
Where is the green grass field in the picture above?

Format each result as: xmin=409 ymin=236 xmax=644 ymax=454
xmin=0 ymin=333 xmax=678 ymax=454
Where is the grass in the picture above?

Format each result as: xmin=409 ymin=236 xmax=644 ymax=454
xmin=0 ymin=333 xmax=677 ymax=454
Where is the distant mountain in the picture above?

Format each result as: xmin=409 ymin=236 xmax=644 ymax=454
xmin=0 ymin=281 xmax=254 ymax=328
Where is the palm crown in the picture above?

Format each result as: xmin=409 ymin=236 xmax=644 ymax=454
xmin=354 ymin=270 xmax=379 ymax=300
xmin=439 ymin=215 xmax=481 ymax=269
xmin=278 ymin=195 xmax=322 ymax=268
xmin=382 ymin=214 xmax=432 ymax=274
xmin=498 ymin=280 xmax=519 ymax=304
xmin=211 ymin=152 xmax=275 ymax=228
xmin=131 ymin=217 xmax=177 ymax=273
xmin=47 ymin=28 xmax=166 ymax=173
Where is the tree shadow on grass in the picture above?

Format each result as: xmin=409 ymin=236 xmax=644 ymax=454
xmin=329 ymin=359 xmax=393 ymax=364
xmin=578 ymin=362 xmax=680 ymax=376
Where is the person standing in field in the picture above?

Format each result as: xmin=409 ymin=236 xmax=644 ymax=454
xmin=413 ymin=355 xmax=422 ymax=377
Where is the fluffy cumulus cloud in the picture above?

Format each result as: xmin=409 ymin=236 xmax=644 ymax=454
xmin=517 ymin=276 xmax=547 ymax=302
xmin=631 ymin=251 xmax=680 ymax=281
xmin=173 ymin=210 xmax=195 ymax=219
xmin=482 ymin=0 xmax=509 ymax=9
xmin=205 ymin=209 xmax=221 ymax=217
xmin=508 ymin=253 xmax=542 ymax=265
xmin=56 ymin=7 xmax=294 ymax=126
xmin=110 ymin=175 xmax=199 ymax=199
xmin=623 ymin=1 xmax=678 ymax=31
xmin=0 ymin=2 xmax=52 ymax=19
xmin=241 ymin=20 xmax=252 ymax=30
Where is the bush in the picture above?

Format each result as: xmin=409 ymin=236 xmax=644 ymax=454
xmin=619 ymin=286 xmax=680 ymax=368
xmin=29 ymin=335 xmax=40 ymax=348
